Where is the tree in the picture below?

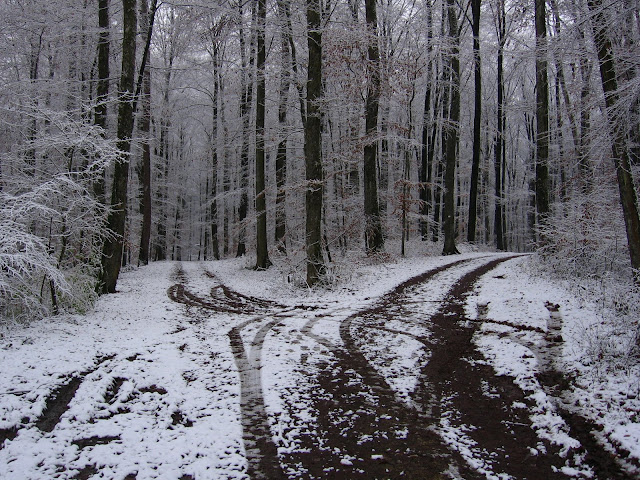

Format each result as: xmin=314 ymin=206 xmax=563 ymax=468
xmin=100 ymin=0 xmax=137 ymax=293
xmin=305 ymin=0 xmax=325 ymax=285
xmin=236 ymin=0 xmax=256 ymax=258
xmin=93 ymin=0 xmax=110 ymax=204
xmin=275 ymin=0 xmax=289 ymax=253
xmin=534 ymin=0 xmax=550 ymax=227
xmin=587 ymin=0 xmax=640 ymax=280
xmin=1 ymin=114 xmax=119 ymax=319
xmin=209 ymin=41 xmax=222 ymax=261
xmin=363 ymin=0 xmax=385 ymax=254
xmin=419 ymin=0 xmax=436 ymax=241
xmin=254 ymin=0 xmax=271 ymax=270
xmin=137 ymin=0 xmax=152 ymax=266
xmin=494 ymin=0 xmax=506 ymax=251
xmin=442 ymin=0 xmax=460 ymax=255
xmin=467 ymin=0 xmax=481 ymax=243
xmin=152 ymin=5 xmax=178 ymax=262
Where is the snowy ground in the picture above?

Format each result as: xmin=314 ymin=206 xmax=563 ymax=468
xmin=0 ymin=251 xmax=638 ymax=479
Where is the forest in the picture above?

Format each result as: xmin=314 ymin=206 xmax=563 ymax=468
xmin=0 ymin=0 xmax=639 ymax=320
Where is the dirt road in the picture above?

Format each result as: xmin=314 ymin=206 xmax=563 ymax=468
xmin=168 ymin=256 xmax=633 ymax=480
xmin=2 ymin=256 xmax=633 ymax=479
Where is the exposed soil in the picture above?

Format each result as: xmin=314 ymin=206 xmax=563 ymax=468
xmin=8 ymin=256 xmax=629 ymax=479
xmin=413 ymin=257 xmax=571 ymax=478
xmin=0 ymin=426 xmax=18 ymax=450
xmin=169 ymin=255 xmax=633 ymax=479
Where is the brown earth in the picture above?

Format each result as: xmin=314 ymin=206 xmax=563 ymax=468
xmin=168 ymin=256 xmax=635 ymax=479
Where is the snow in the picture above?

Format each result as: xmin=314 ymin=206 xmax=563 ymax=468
xmin=1 ymin=252 xmax=638 ymax=478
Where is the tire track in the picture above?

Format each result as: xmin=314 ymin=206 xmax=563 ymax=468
xmin=169 ymin=265 xmax=291 ymax=479
xmin=409 ymin=256 xmax=577 ymax=479
xmin=30 ymin=354 xmax=116 ymax=435
xmin=280 ymin=258 xmax=484 ymax=479
xmin=171 ymin=257 xmax=628 ymax=479
xmin=409 ymin=257 xmax=636 ymax=479
xmin=229 ymin=318 xmax=285 ymax=479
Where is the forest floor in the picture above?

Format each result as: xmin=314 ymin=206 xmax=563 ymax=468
xmin=0 ymin=251 xmax=639 ymax=479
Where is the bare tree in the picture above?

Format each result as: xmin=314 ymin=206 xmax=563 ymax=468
xmin=275 ymin=0 xmax=291 ymax=253
xmin=305 ymin=0 xmax=325 ymax=285
xmin=535 ymin=0 xmax=551 ymax=227
xmin=587 ymin=0 xmax=640 ymax=280
xmin=93 ymin=0 xmax=110 ymax=204
xmin=363 ymin=0 xmax=384 ymax=254
xmin=467 ymin=0 xmax=481 ymax=243
xmin=442 ymin=0 xmax=460 ymax=255
xmin=495 ymin=0 xmax=506 ymax=251
xmin=236 ymin=0 xmax=256 ymax=258
xmin=100 ymin=0 xmax=137 ymax=293
xmin=137 ymin=0 xmax=152 ymax=266
xmin=254 ymin=0 xmax=271 ymax=269
xmin=419 ymin=0 xmax=435 ymax=241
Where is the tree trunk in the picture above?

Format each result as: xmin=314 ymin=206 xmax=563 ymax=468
xmin=587 ymin=0 xmax=640 ymax=280
xmin=419 ymin=1 xmax=435 ymax=241
xmin=100 ymin=0 xmax=137 ymax=293
xmin=495 ymin=0 xmax=506 ymax=251
xmin=275 ymin=0 xmax=291 ymax=253
xmin=138 ymin=0 xmax=152 ymax=266
xmin=363 ymin=0 xmax=384 ymax=254
xmin=93 ymin=0 xmax=109 ymax=204
xmin=153 ymin=7 xmax=174 ymax=262
xmin=236 ymin=0 xmax=256 ymax=258
xmin=442 ymin=0 xmax=460 ymax=255
xmin=468 ymin=0 xmax=481 ymax=243
xmin=535 ymin=0 xmax=551 ymax=225
xmin=305 ymin=0 xmax=325 ymax=286
xmin=210 ymin=47 xmax=220 ymax=260
xmin=255 ymin=0 xmax=271 ymax=270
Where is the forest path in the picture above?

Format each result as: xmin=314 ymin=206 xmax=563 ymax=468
xmin=169 ymin=256 xmax=634 ymax=480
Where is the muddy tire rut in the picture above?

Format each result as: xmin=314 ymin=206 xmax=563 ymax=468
xmin=166 ymin=257 xmax=634 ymax=480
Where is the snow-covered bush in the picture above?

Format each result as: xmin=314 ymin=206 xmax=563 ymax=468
xmin=0 ymin=113 xmax=120 ymax=322
xmin=537 ymin=180 xmax=631 ymax=279
xmin=536 ymin=178 xmax=640 ymax=366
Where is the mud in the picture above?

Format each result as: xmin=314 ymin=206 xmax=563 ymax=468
xmin=165 ymin=258 xmax=635 ymax=479
xmin=72 ymin=435 xmax=120 ymax=449
xmin=171 ymin=266 xmax=290 ymax=478
xmin=414 ymin=258 xmax=572 ymax=478
xmin=0 ymin=426 xmax=18 ymax=450
xmin=35 ymin=376 xmax=83 ymax=433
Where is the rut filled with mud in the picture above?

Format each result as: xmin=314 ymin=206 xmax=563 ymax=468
xmin=167 ymin=258 xmax=634 ymax=480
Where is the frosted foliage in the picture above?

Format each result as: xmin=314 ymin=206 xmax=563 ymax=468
xmin=539 ymin=181 xmax=630 ymax=278
xmin=0 ymin=115 xmax=119 ymax=322
xmin=536 ymin=180 xmax=640 ymax=360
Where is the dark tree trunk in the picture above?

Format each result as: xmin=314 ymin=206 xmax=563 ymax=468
xmin=305 ymin=0 xmax=325 ymax=286
xmin=100 ymin=0 xmax=137 ymax=293
xmin=442 ymin=0 xmax=460 ymax=255
xmin=419 ymin=0 xmax=434 ymax=240
xmin=154 ymin=115 xmax=169 ymax=261
xmin=236 ymin=0 xmax=256 ymax=258
xmin=93 ymin=0 xmax=109 ymax=204
xmin=138 ymin=0 xmax=152 ymax=266
xmin=579 ymin=49 xmax=592 ymax=186
xmin=468 ymin=0 xmax=481 ymax=243
xmin=275 ymin=0 xmax=291 ymax=253
xmin=587 ymin=0 xmax=640 ymax=280
xmin=495 ymin=0 xmax=506 ymax=251
xmin=222 ymin=84 xmax=231 ymax=258
xmin=153 ymin=6 xmax=172 ymax=262
xmin=535 ymin=0 xmax=551 ymax=225
xmin=363 ymin=0 xmax=384 ymax=254
xmin=210 ymin=48 xmax=220 ymax=260
xmin=255 ymin=0 xmax=270 ymax=270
